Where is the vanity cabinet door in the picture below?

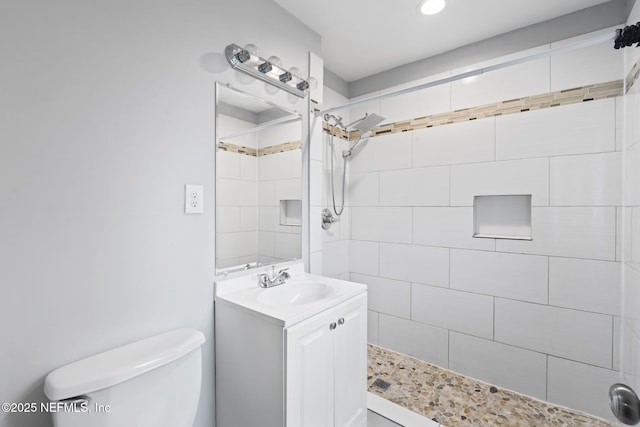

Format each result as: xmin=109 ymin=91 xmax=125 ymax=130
xmin=285 ymin=292 xmax=367 ymax=427
xmin=286 ymin=310 xmax=335 ymax=427
xmin=334 ymin=293 xmax=367 ymax=427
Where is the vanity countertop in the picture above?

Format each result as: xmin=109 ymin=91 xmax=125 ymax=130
xmin=215 ymin=263 xmax=367 ymax=327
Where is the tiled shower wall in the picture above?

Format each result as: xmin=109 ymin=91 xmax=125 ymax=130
xmin=622 ymin=0 xmax=640 ymax=402
xmin=217 ymin=116 xmax=302 ymax=268
xmin=315 ymin=27 xmax=629 ymax=421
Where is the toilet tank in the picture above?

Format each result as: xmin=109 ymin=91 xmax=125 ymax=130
xmin=44 ymin=328 xmax=206 ymax=427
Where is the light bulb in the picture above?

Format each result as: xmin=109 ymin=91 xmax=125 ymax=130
xmin=418 ymin=0 xmax=445 ymax=15
xmin=289 ymin=67 xmax=302 ymax=79
xmin=308 ymin=76 xmax=318 ymax=91
xmin=244 ymin=43 xmax=260 ymax=57
xmin=268 ymin=56 xmax=282 ymax=69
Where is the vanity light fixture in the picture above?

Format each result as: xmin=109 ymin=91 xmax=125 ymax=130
xmin=225 ymin=43 xmax=315 ymax=98
xmin=418 ymin=0 xmax=446 ymax=15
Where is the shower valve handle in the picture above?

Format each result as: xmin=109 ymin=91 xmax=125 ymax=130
xmin=321 ymin=208 xmax=340 ymax=230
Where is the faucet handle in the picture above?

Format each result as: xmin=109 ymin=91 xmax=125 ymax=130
xmin=278 ymin=268 xmax=290 ymax=279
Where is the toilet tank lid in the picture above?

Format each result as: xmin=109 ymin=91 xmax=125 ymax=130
xmin=44 ymin=328 xmax=205 ymax=401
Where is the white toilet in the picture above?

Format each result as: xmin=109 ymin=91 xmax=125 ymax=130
xmin=43 ymin=328 xmax=205 ymax=427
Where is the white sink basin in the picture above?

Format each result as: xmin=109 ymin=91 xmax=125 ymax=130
xmin=257 ymin=281 xmax=335 ymax=306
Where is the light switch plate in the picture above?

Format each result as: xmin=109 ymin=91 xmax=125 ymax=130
xmin=185 ymin=185 xmax=204 ymax=214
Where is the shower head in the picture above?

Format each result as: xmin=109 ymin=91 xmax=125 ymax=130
xmin=349 ymin=113 xmax=386 ymax=133
xmin=342 ymin=113 xmax=386 ymax=158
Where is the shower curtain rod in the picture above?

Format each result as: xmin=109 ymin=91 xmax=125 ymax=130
xmin=318 ymin=31 xmax=615 ymax=116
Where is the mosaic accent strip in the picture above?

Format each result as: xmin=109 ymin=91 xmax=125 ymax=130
xmin=257 ymin=140 xmax=301 ymax=157
xmin=217 ymin=140 xmax=301 ymax=157
xmin=368 ymin=344 xmax=613 ymax=427
xmin=323 ymin=80 xmax=624 ymax=141
xmin=626 ymin=56 xmax=640 ymax=93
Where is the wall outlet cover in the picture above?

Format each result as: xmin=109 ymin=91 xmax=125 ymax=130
xmin=185 ymin=184 xmax=204 ymax=214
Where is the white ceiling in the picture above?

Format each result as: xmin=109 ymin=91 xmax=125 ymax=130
xmin=273 ymin=0 xmax=612 ymax=81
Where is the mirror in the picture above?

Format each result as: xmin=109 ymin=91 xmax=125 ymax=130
xmin=215 ymin=83 xmax=303 ymax=274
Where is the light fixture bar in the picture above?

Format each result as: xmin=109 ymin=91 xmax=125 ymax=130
xmin=224 ymin=44 xmax=309 ymax=98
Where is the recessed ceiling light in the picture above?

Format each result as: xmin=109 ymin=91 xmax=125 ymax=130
xmin=418 ymin=0 xmax=446 ymax=15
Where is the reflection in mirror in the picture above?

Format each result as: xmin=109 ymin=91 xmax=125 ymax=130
xmin=215 ymin=84 xmax=302 ymax=274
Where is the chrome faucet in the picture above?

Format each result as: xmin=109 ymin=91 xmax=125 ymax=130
xmin=258 ymin=267 xmax=290 ymax=288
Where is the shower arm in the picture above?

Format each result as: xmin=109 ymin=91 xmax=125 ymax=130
xmin=317 ymin=31 xmax=615 ymax=117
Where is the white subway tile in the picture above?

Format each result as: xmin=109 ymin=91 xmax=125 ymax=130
xmin=450 ymin=158 xmax=549 ymax=206
xmin=239 ymin=154 xmax=258 ymax=181
xmin=379 ymin=71 xmax=451 ymax=123
xmin=240 ymin=207 xmax=258 ymax=231
xmin=310 ymin=208 xmax=322 ymax=253
xmin=348 ymin=172 xmax=379 ymax=206
xmin=274 ymin=232 xmax=301 ymax=261
xmin=632 ymin=208 xmax=640 ymax=269
xmin=616 ymin=96 xmax=624 ymax=152
xmin=413 ymin=207 xmax=495 ymax=251
xmin=216 ymin=179 xmax=258 ymax=206
xmin=349 ymin=241 xmax=379 ymax=276
xmin=550 ymin=152 xmax=622 ymax=206
xmin=351 ymin=273 xmax=411 ymax=319
xmin=379 ymin=314 xmax=449 ymax=368
xmin=368 ymin=310 xmax=379 ymax=345
xmin=351 ymin=207 xmax=412 ymax=244
xmin=450 ymin=250 xmax=548 ymax=304
xmin=216 ymin=150 xmax=241 ymax=179
xmin=380 ymin=167 xmax=449 ymax=206
xmin=379 ymin=244 xmax=449 ymax=287
xmin=349 ymin=132 xmax=412 ymax=173
xmin=412 ymin=284 xmax=493 ymax=339
xmin=451 ymin=48 xmax=550 ymax=111
xmin=495 ymin=299 xmax=613 ymax=368
xmin=620 ymin=318 xmax=640 ymax=392
xmin=547 ymin=357 xmax=620 ymax=422
xmin=549 ymin=257 xmax=621 ymax=315
xmin=259 ymin=181 xmax=276 ymax=207
xmin=550 ymin=28 xmax=623 ymax=91
xmin=496 ymin=98 xmax=616 ymax=160
xmin=412 ymin=118 xmax=495 ymax=167
xmin=321 ymin=240 xmax=349 ymax=278
xmin=496 ymin=207 xmax=616 ymax=261
xmin=626 ymin=150 xmax=640 ymax=206
xmin=614 ymin=316 xmax=621 ymax=371
xmin=216 ymin=206 xmax=241 ymax=233
xmin=257 ymin=231 xmax=275 ymax=258
xmin=218 ymin=231 xmax=257 ymax=260
xmin=259 ymin=150 xmax=301 ymax=181
xmin=449 ymin=332 xmax=547 ymax=400
xmin=309 ymin=160 xmax=326 ymax=206
xmin=624 ymin=265 xmax=640 ymax=338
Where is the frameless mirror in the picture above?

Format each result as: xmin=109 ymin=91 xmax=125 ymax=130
xmin=215 ymin=83 xmax=303 ymax=274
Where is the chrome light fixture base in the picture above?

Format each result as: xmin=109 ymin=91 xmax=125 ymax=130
xmin=225 ymin=44 xmax=309 ymax=98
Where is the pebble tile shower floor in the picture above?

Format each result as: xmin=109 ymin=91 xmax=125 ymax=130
xmin=367 ymin=345 xmax=614 ymax=426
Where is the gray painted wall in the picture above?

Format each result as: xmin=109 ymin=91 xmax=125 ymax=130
xmin=325 ymin=0 xmax=630 ymax=97
xmin=0 ymin=1 xmax=319 ymax=426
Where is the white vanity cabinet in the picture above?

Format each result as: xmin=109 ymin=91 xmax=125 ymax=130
xmin=214 ymin=269 xmax=367 ymax=427
xmin=286 ymin=293 xmax=367 ymax=427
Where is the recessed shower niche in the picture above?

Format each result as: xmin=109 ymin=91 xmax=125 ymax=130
xmin=473 ymin=195 xmax=532 ymax=240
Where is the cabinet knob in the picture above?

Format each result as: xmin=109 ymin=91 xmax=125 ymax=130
xmin=338 ymin=317 xmax=345 ymax=325
xmin=329 ymin=322 xmax=337 ymax=330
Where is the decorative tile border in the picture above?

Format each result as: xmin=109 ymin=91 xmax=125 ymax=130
xmin=626 ymin=56 xmax=640 ymax=93
xmin=217 ymin=140 xmax=301 ymax=157
xmin=323 ymin=80 xmax=624 ymax=141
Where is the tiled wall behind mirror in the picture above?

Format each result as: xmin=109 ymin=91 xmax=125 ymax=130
xmin=215 ymin=84 xmax=302 ymax=273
